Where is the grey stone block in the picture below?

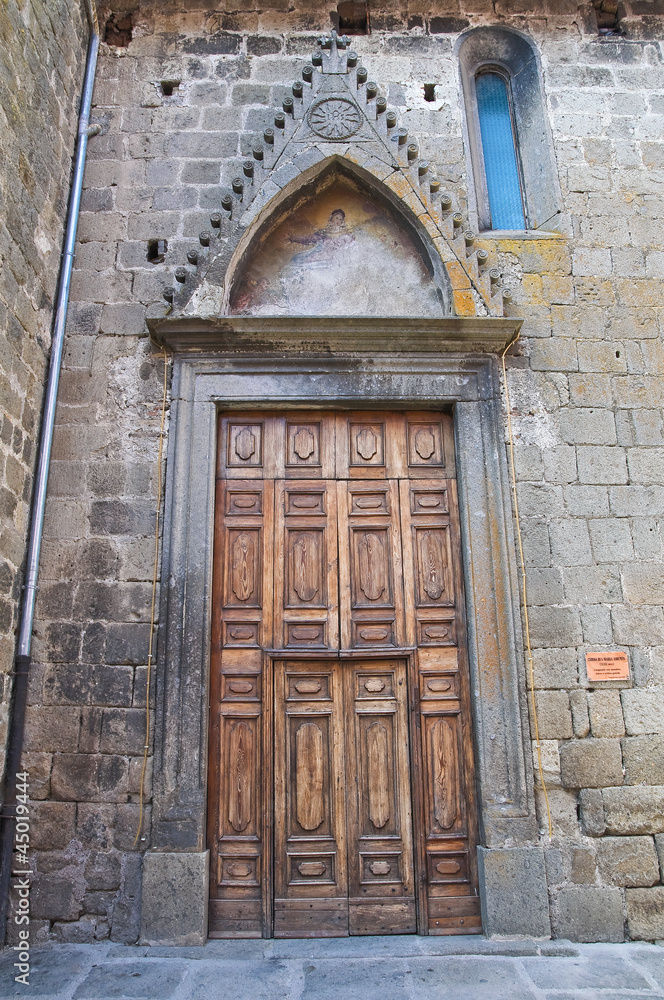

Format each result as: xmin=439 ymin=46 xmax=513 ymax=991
xmin=579 ymin=788 xmax=606 ymax=837
xmin=622 ymin=735 xmax=664 ymax=785
xmin=111 ymin=853 xmax=143 ymax=944
xmin=626 ymin=887 xmax=664 ymax=941
xmin=588 ymin=690 xmax=625 ymax=737
xmin=603 ymin=786 xmax=664 ymax=835
xmin=140 ymin=851 xmax=209 ymax=945
xmin=553 ymin=887 xmax=624 ymax=943
xmin=477 ymin=846 xmax=551 ymax=938
xmin=559 ymin=737 xmax=624 ymax=789
xmin=596 ymin=835 xmax=660 ymax=887
xmin=621 ymin=688 xmax=664 ymax=735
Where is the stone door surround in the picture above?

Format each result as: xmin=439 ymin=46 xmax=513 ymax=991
xmin=139 ymin=316 xmax=551 ymax=945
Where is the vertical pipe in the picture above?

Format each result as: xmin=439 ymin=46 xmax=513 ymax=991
xmin=0 ymin=20 xmax=100 ymax=941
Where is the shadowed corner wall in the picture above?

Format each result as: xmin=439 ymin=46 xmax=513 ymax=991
xmin=0 ymin=0 xmax=90 ymax=788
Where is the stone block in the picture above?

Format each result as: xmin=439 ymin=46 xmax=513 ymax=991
xmin=570 ymin=847 xmax=597 ymax=884
xmin=100 ymin=708 xmax=147 ymax=755
xmin=612 ymin=606 xmax=664 ymax=646
xmin=111 ymin=853 xmax=143 ymax=944
xmin=621 ymin=688 xmax=664 ymax=735
xmin=140 ymin=851 xmax=209 ymax=945
xmin=77 ymin=803 xmax=115 ymax=850
xmin=560 ymin=408 xmax=616 ymax=445
xmin=549 ymin=519 xmax=593 ymax=566
xmin=85 ymin=851 xmax=122 ymax=891
xmin=564 ymin=484 xmax=610 ymax=516
xmin=553 ymin=887 xmax=624 ymax=943
xmin=570 ymin=690 xmax=590 ymax=737
xmin=528 ymin=607 xmax=584 ymax=648
xmin=581 ymin=604 xmax=613 ymax=644
xmin=23 ymin=706 xmax=80 ymax=753
xmin=603 ymin=786 xmax=664 ymax=835
xmin=577 ymin=446 xmax=628 ymax=485
xmin=476 ymin=847 xmax=551 ymax=938
xmin=588 ymin=518 xmax=634 ymax=562
xmin=28 ymin=801 xmax=76 ymax=851
xmin=20 ymin=751 xmax=52 ymax=799
xmin=532 ymin=691 xmax=573 ymax=739
xmin=623 ymin=564 xmax=664 ymax=605
xmin=531 ymin=648 xmax=579 ymax=690
xmin=626 ymin=887 xmax=664 ymax=941
xmin=596 ymin=835 xmax=660 ymax=887
xmin=622 ymin=735 xmax=664 ymax=785
xmin=51 ymin=753 xmax=129 ymax=802
xmin=588 ymin=690 xmax=625 ymax=737
xmin=31 ymin=874 xmax=82 ymax=921
xmin=560 ymin=738 xmax=624 ymax=788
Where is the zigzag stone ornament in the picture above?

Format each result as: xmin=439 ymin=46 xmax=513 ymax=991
xmin=154 ymin=30 xmax=512 ymax=322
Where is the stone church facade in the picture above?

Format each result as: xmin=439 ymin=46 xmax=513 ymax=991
xmin=1 ymin=0 xmax=663 ymax=946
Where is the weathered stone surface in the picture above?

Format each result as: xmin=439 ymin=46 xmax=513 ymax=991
xmin=596 ymin=836 xmax=660 ymax=888
xmin=559 ymin=738 xmax=624 ymax=789
xmin=588 ymin=690 xmax=625 ymax=738
xmin=477 ymin=847 xmax=551 ymax=938
xmin=621 ymin=689 xmax=664 ymax=736
xmin=140 ymin=851 xmax=209 ymax=946
xmin=553 ymin=887 xmax=624 ymax=943
xmin=626 ymin=888 xmax=664 ymax=941
xmin=622 ymin=735 xmax=664 ymax=785
xmin=603 ymin=786 xmax=664 ymax=836
xmin=578 ymin=788 xmax=606 ymax=837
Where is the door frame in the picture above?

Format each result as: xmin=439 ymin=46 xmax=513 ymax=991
xmin=141 ymin=325 xmax=548 ymax=945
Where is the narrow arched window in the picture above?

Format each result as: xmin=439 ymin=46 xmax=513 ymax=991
xmin=458 ymin=27 xmax=561 ymax=234
xmin=475 ymin=72 xmax=525 ymax=231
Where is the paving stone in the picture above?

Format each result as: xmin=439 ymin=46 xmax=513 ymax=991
xmin=72 ymin=960 xmax=187 ymax=999
xmin=630 ymin=948 xmax=664 ymax=990
xmin=186 ymin=959 xmax=295 ymax=999
xmin=0 ymin=945 xmax=90 ymax=998
xmin=405 ymin=957 xmax=536 ymax=999
xmin=522 ymin=954 xmax=649 ymax=991
xmin=301 ymin=958 xmax=411 ymax=1000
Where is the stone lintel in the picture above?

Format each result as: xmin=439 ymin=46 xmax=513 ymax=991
xmin=146 ymin=314 xmax=522 ymax=355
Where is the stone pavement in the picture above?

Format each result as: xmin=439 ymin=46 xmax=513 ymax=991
xmin=2 ymin=937 xmax=664 ymax=1000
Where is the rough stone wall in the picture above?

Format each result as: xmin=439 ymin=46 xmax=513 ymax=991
xmin=0 ymin=2 xmax=89 ymax=778
xmin=22 ymin=0 xmax=664 ymax=943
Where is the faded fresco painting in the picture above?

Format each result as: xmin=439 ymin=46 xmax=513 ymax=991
xmin=230 ymin=181 xmax=444 ymax=316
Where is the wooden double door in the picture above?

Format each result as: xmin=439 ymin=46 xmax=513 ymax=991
xmin=208 ymin=410 xmax=480 ymax=938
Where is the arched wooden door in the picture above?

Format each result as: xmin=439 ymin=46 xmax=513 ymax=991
xmin=208 ymin=411 xmax=480 ymax=938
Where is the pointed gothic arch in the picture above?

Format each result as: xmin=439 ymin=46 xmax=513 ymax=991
xmin=221 ymin=155 xmax=452 ymax=317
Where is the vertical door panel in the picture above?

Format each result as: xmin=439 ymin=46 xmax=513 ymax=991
xmin=208 ymin=472 xmax=274 ymax=938
xmin=273 ymin=660 xmax=348 ymax=937
xmin=337 ymin=480 xmax=405 ymax=651
xmin=344 ymin=659 xmax=416 ymax=934
xmin=274 ymin=481 xmax=339 ymax=651
xmin=399 ymin=473 xmax=481 ymax=934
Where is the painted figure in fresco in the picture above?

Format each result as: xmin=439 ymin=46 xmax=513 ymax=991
xmin=230 ymin=184 xmax=445 ymax=317
xmin=287 ymin=209 xmax=355 ymax=267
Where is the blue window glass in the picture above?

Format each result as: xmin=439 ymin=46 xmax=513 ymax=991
xmin=475 ymin=72 xmax=525 ymax=230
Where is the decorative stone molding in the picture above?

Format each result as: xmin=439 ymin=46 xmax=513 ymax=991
xmin=157 ymin=31 xmax=512 ymax=322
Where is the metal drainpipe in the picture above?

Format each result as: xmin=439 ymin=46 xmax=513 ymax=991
xmin=0 ymin=8 xmax=100 ymax=941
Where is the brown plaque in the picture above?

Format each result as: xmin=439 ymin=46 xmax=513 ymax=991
xmin=586 ymin=651 xmax=629 ymax=682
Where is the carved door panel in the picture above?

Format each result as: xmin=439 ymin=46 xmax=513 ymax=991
xmin=344 ymin=659 xmax=416 ymax=935
xmin=273 ymin=660 xmax=348 ymax=937
xmin=208 ymin=474 xmax=275 ymax=937
xmin=274 ymin=481 xmax=339 ymax=652
xmin=399 ymin=476 xmax=481 ymax=934
xmin=337 ymin=480 xmax=406 ymax=651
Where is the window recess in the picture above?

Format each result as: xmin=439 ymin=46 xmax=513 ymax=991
xmin=458 ymin=27 xmax=561 ymax=234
